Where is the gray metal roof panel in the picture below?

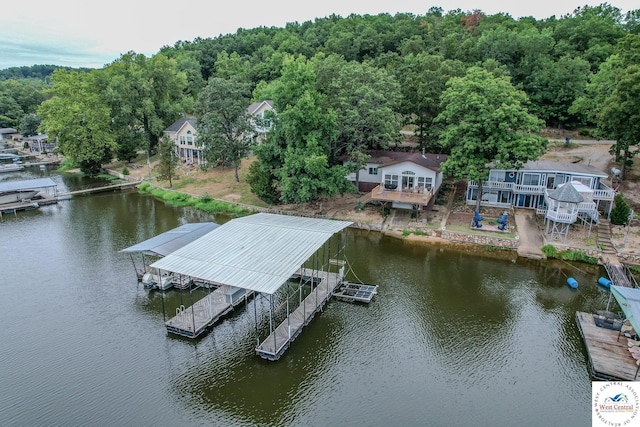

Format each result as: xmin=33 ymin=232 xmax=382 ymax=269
xmin=120 ymin=222 xmax=219 ymax=256
xmin=151 ymin=213 xmax=352 ymax=295
xmin=0 ymin=177 xmax=57 ymax=193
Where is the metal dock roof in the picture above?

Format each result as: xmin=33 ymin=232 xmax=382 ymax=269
xmin=120 ymin=222 xmax=220 ymax=257
xmin=0 ymin=177 xmax=57 ymax=193
xmin=151 ymin=213 xmax=353 ymax=295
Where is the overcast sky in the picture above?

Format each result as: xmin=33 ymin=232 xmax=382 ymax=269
xmin=1 ymin=1 xmax=637 ymax=69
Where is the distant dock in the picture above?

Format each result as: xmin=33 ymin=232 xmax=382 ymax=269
xmin=57 ymin=181 xmax=140 ymax=198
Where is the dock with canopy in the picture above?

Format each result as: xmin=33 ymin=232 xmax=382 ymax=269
xmin=120 ymin=222 xmax=219 ymax=289
xmin=150 ymin=213 xmax=353 ymax=357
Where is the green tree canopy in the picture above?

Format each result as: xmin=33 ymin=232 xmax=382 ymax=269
xmin=436 ymin=66 xmax=547 ymax=210
xmin=103 ymin=52 xmax=187 ymax=157
xmin=194 ymin=77 xmax=254 ymax=183
xmin=38 ymin=70 xmax=116 ymax=175
xmin=252 ymin=56 xmax=352 ymax=204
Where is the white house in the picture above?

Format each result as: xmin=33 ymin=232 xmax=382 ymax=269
xmin=247 ymin=100 xmax=274 ymax=143
xmin=344 ymin=150 xmax=448 ymax=210
xmin=163 ymin=117 xmax=201 ymax=165
xmin=164 ymin=100 xmax=275 ymax=165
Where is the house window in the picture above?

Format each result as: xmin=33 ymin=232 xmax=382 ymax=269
xmin=417 ymin=177 xmax=433 ymax=189
xmin=384 ymin=174 xmax=398 ymax=189
xmin=186 ymin=130 xmax=193 ymax=145
xmin=368 ymin=167 xmax=378 ymax=175
xmin=179 ymin=136 xmax=186 ymax=145
xmin=521 ymin=173 xmax=540 ymax=186
xmin=572 ymin=176 xmax=592 ymax=188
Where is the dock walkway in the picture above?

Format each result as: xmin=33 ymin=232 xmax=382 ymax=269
xmin=576 ymin=311 xmax=640 ymax=381
xmin=165 ymin=288 xmax=234 ymax=338
xmin=58 ymin=181 xmax=140 ymax=198
xmin=256 ymin=268 xmax=342 ymax=360
xmin=604 ymin=261 xmax=637 ymax=288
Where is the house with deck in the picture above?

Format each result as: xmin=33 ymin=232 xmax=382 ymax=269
xmin=164 ymin=101 xmax=275 ymax=165
xmin=466 ymin=160 xmax=616 ymax=239
xmin=164 ymin=117 xmax=201 ymax=165
xmin=344 ymin=150 xmax=448 ymax=211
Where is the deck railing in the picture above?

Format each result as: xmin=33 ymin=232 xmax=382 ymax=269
xmin=370 ymin=185 xmax=434 ymax=205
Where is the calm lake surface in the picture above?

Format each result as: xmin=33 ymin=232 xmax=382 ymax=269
xmin=1 ymin=169 xmax=609 ymax=426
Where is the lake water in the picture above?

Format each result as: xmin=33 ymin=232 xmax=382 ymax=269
xmin=0 ymin=169 xmax=609 ymax=426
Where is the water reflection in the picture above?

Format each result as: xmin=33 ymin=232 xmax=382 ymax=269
xmin=0 ymin=190 xmax=604 ymax=426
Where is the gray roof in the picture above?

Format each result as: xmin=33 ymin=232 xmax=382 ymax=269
xmin=0 ymin=128 xmax=17 ymax=134
xmin=247 ymin=100 xmax=274 ymax=115
xmin=0 ymin=178 xmax=57 ymax=193
xmin=164 ymin=117 xmax=195 ymax=133
xmin=523 ymin=160 xmax=607 ymax=178
xmin=120 ymin=222 xmax=219 ymax=257
xmin=547 ymin=182 xmax=584 ymax=203
xmin=150 ymin=213 xmax=352 ymax=295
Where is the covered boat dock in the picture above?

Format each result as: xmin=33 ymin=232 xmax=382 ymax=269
xmin=120 ymin=222 xmax=219 ymax=289
xmin=151 ymin=213 xmax=353 ymax=358
xmin=0 ymin=177 xmax=58 ymax=215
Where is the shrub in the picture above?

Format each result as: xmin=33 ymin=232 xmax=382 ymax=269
xmin=611 ymin=194 xmax=631 ymax=225
xmin=541 ymin=244 xmax=558 ymax=258
xmin=121 ymin=166 xmax=130 ymax=175
xmin=560 ymin=249 xmax=599 ymax=265
xmin=402 ymin=229 xmax=411 ymax=237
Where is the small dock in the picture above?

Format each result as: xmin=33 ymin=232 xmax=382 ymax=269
xmin=57 ymin=181 xmax=140 ymax=198
xmin=604 ymin=261 xmax=638 ymax=288
xmin=256 ymin=268 xmax=342 ymax=361
xmin=165 ymin=285 xmax=251 ymax=338
xmin=575 ymin=311 xmax=640 ymax=380
xmin=333 ymin=282 xmax=378 ymax=303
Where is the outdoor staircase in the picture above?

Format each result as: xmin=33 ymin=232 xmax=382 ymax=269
xmin=597 ymin=219 xmax=617 ymax=254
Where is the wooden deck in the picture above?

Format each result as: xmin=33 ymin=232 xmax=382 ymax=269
xmin=604 ymin=262 xmax=637 ymax=288
xmin=57 ymin=181 xmax=140 ymax=197
xmin=575 ymin=311 xmax=640 ymax=381
xmin=256 ymin=268 xmax=342 ymax=361
xmin=369 ymin=184 xmax=433 ymax=206
xmin=165 ymin=288 xmax=235 ymax=338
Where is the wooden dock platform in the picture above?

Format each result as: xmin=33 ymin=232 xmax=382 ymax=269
xmin=333 ymin=282 xmax=378 ymax=303
xmin=57 ymin=181 xmax=140 ymax=198
xmin=256 ymin=268 xmax=342 ymax=361
xmin=575 ymin=311 xmax=640 ymax=380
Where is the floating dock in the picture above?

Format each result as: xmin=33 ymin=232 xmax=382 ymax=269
xmin=333 ymin=281 xmax=378 ymax=303
xmin=575 ymin=311 xmax=640 ymax=381
xmin=165 ymin=285 xmax=252 ymax=338
xmin=256 ymin=268 xmax=342 ymax=361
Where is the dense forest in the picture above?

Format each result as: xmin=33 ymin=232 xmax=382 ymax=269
xmin=1 ymin=4 xmax=639 ymax=200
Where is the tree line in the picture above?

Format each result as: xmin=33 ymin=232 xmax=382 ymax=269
xmin=0 ymin=4 xmax=638 ymax=201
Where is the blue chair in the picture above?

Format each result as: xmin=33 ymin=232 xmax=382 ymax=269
xmin=474 ymin=211 xmax=484 ymax=222
xmin=497 ymin=214 xmax=507 ymax=224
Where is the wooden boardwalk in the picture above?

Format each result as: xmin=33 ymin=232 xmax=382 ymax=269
xmin=256 ymin=268 xmax=342 ymax=361
xmin=604 ymin=261 xmax=637 ymax=288
xmin=165 ymin=288 xmax=234 ymax=338
xmin=57 ymin=181 xmax=140 ymax=198
xmin=576 ymin=311 xmax=640 ymax=381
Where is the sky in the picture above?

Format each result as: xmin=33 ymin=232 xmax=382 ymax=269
xmin=1 ymin=1 xmax=637 ymax=69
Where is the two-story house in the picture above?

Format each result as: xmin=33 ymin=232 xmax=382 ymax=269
xmin=466 ymin=160 xmax=615 ymax=230
xmin=163 ymin=117 xmax=201 ymax=165
xmin=344 ymin=150 xmax=448 ymax=211
xmin=164 ymin=101 xmax=275 ymax=165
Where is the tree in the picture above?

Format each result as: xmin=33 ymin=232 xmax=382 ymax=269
xmin=571 ymin=35 xmax=640 ymax=179
xmin=194 ymin=77 xmax=254 ymax=183
xmin=394 ymin=53 xmax=465 ymax=150
xmin=154 ymin=135 xmax=179 ymax=187
xmin=253 ymin=56 xmax=352 ymax=204
xmin=38 ymin=70 xmax=116 ymax=175
xmin=19 ymin=113 xmax=40 ymax=137
xmin=436 ymin=66 xmax=547 ymax=211
xmin=610 ymin=193 xmax=631 ymax=225
xmin=321 ymin=59 xmax=402 ymax=188
xmin=104 ymin=52 xmax=187 ymax=158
